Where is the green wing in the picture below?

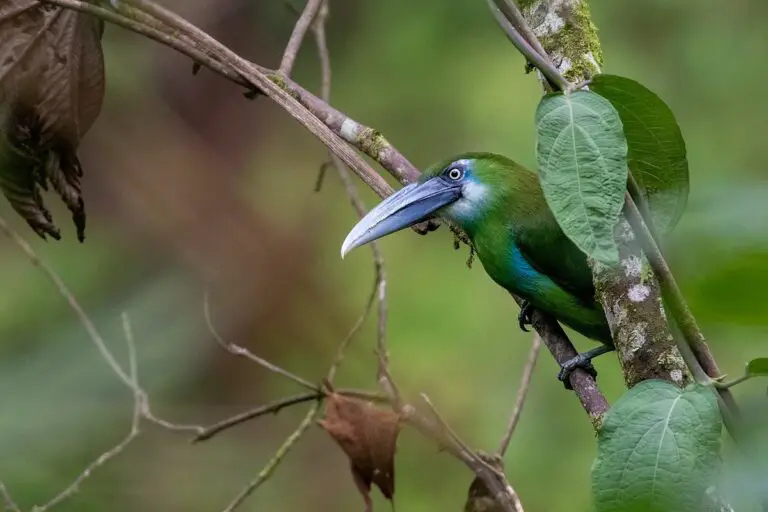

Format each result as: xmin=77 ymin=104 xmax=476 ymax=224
xmin=515 ymin=205 xmax=597 ymax=306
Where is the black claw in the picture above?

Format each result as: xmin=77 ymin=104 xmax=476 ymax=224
xmin=558 ymin=358 xmax=598 ymax=390
xmin=557 ymin=344 xmax=615 ymax=390
xmin=518 ymin=300 xmax=534 ymax=332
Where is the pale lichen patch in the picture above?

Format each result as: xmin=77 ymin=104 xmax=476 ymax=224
xmin=530 ymin=5 xmax=567 ymax=38
xmin=340 ymin=118 xmax=361 ymax=143
xmin=622 ymin=322 xmax=648 ymax=361
xmin=670 ymin=369 xmax=684 ymax=383
xmin=628 ymin=284 xmax=651 ymax=302
xmin=621 ymin=255 xmax=642 ymax=278
xmin=611 ymin=300 xmax=627 ymax=325
xmin=555 ymin=56 xmax=573 ymax=77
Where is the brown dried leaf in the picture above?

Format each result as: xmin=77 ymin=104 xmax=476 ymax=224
xmin=0 ymin=2 xmax=105 ymax=241
xmin=464 ymin=453 xmax=507 ymax=512
xmin=318 ymin=393 xmax=401 ymax=512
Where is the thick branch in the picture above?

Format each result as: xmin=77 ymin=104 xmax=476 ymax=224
xmin=525 ymin=306 xmax=609 ymax=429
xmin=44 ymin=0 xmax=437 ymax=236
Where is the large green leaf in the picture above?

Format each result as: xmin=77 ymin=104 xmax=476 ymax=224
xmin=592 ymin=380 xmax=723 ymax=512
xmin=535 ymin=90 xmax=628 ymax=264
xmin=590 ymin=74 xmax=689 ymax=235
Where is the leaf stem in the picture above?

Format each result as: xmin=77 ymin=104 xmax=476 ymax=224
xmin=623 ymin=193 xmax=742 ymax=435
xmin=715 ymin=374 xmax=753 ymax=390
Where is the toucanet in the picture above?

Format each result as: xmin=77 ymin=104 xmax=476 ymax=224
xmin=341 ymin=152 xmax=616 ymax=385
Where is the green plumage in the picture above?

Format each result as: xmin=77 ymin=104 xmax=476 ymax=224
xmin=422 ymin=153 xmax=613 ymax=344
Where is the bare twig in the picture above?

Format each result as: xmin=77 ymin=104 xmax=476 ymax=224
xmin=279 ymin=0 xmax=324 ymax=75
xmin=325 ymin=274 xmax=377 ymax=382
xmin=415 ymin=394 xmax=522 ymax=512
xmin=203 ymin=290 xmax=318 ymax=391
xmin=193 ymin=388 xmax=385 ymax=443
xmin=222 ymin=401 xmax=322 ymax=512
xmin=32 ymin=319 xmax=144 ymax=512
xmin=0 ymin=481 xmax=21 ymax=512
xmin=311 ymin=1 xmax=392 ymax=393
xmin=121 ymin=315 xmax=205 ymax=434
xmin=421 ymin=394 xmax=481 ymax=460
xmin=486 ymin=0 xmax=569 ymax=90
xmin=491 ymin=0 xmax=550 ymax=68
xmin=498 ymin=334 xmax=541 ymax=456
xmin=0 ymin=216 xmax=133 ymax=387
xmin=0 ymin=218 xmax=205 ymax=511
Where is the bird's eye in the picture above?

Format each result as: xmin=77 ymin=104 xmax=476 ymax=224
xmin=446 ymin=168 xmax=463 ymax=181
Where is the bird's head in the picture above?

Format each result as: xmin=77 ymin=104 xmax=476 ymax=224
xmin=341 ymin=152 xmax=518 ymax=257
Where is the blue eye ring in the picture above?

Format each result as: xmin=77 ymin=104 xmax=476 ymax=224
xmin=446 ymin=167 xmax=463 ymax=181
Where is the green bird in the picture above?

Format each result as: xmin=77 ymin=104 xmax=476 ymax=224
xmin=341 ymin=152 xmax=615 ymax=385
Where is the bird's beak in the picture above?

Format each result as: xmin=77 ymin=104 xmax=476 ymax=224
xmin=341 ymin=178 xmax=461 ymax=258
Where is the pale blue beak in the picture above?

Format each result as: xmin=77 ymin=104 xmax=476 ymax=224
xmin=341 ymin=178 xmax=461 ymax=258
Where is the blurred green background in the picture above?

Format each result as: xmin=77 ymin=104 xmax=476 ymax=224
xmin=1 ymin=0 xmax=768 ymax=510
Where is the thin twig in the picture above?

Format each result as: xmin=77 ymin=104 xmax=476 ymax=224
xmin=416 ymin=395 xmax=520 ymax=512
xmin=279 ymin=0 xmax=324 ymax=75
xmin=122 ymin=315 xmax=204 ymax=434
xmin=498 ymin=334 xmax=541 ymax=456
xmin=0 ymin=216 xmax=133 ymax=387
xmin=486 ymin=0 xmax=569 ymax=90
xmin=193 ymin=388 xmax=385 ymax=443
xmin=421 ymin=394 xmax=479 ymax=460
xmin=325 ymin=274 xmax=377 ymax=382
xmin=203 ymin=290 xmax=319 ymax=392
xmin=491 ymin=0 xmax=551 ymax=68
xmin=221 ymin=402 xmax=322 ymax=512
xmin=311 ymin=1 xmax=392 ymax=394
xmin=30 ymin=319 xmax=144 ymax=512
xmin=0 ymin=481 xmax=21 ymax=512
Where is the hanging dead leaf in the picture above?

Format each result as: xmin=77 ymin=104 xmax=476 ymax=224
xmin=464 ymin=453 xmax=509 ymax=512
xmin=318 ymin=393 xmax=401 ymax=512
xmin=0 ymin=1 xmax=105 ymax=241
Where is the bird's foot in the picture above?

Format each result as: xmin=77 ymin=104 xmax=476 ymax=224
xmin=518 ymin=300 xmax=534 ymax=332
xmin=557 ymin=345 xmax=615 ymax=390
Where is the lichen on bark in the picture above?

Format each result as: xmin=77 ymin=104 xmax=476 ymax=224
xmin=592 ymin=221 xmax=691 ymax=388
xmin=522 ymin=0 xmax=690 ymax=389
xmin=521 ymin=0 xmax=603 ymax=82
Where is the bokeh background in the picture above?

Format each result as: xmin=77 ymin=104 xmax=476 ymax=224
xmin=1 ymin=0 xmax=768 ymax=510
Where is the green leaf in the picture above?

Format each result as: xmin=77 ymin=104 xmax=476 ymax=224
xmin=535 ymin=90 xmax=628 ymax=264
xmin=746 ymin=357 xmax=768 ymax=376
xmin=592 ymin=380 xmax=723 ymax=512
xmin=590 ymin=74 xmax=689 ymax=235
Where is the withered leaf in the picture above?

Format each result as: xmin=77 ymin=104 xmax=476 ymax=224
xmin=318 ymin=393 xmax=401 ymax=512
xmin=464 ymin=453 xmax=508 ymax=512
xmin=0 ymin=1 xmax=105 ymax=241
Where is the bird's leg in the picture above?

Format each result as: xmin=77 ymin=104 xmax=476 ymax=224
xmin=557 ymin=344 xmax=615 ymax=390
xmin=517 ymin=300 xmax=535 ymax=332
